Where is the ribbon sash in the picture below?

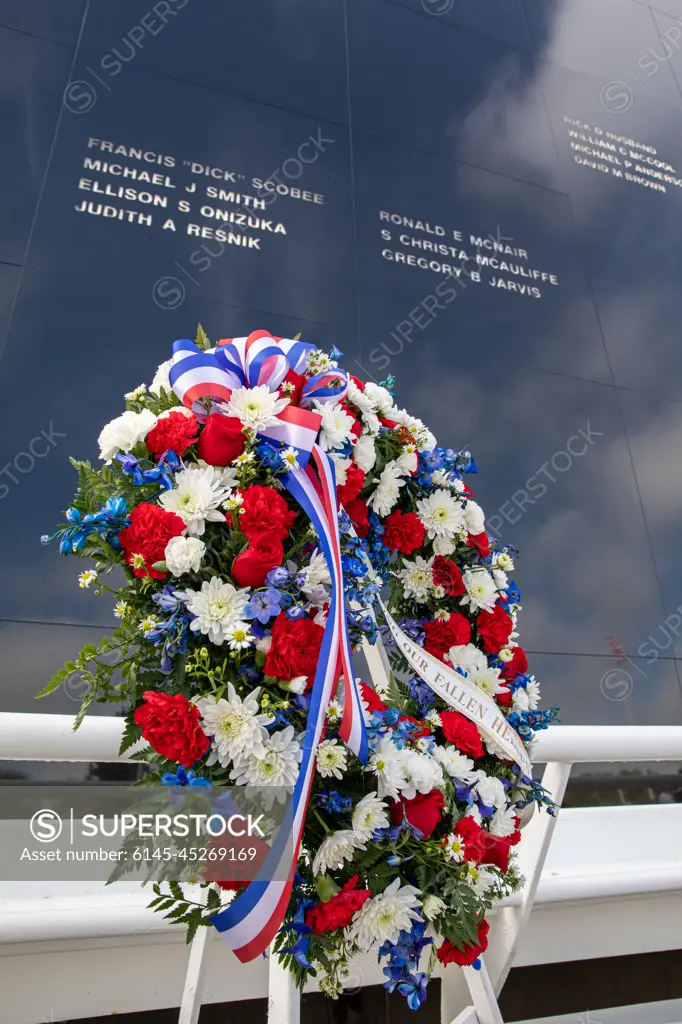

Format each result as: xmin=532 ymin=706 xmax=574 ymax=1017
xmin=378 ymin=598 xmax=532 ymax=776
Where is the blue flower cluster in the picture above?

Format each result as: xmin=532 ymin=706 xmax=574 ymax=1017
xmin=507 ymin=707 xmax=559 ymax=742
xmin=380 ymin=920 xmax=433 ymax=1010
xmin=147 ymin=586 xmax=193 ymax=673
xmin=116 ymin=450 xmax=181 ymax=491
xmin=41 ymin=497 xmax=130 ymax=554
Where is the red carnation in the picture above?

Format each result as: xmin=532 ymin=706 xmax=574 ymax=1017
xmin=500 ymin=646 xmax=528 ymax=681
xmin=146 ymin=410 xmax=198 ymax=458
xmin=232 ymin=531 xmax=284 ymax=587
xmin=437 ymin=920 xmax=490 ymax=967
xmin=432 ymin=556 xmax=466 ymax=597
xmin=440 ymin=710 xmax=485 ymax=758
xmin=360 ymin=681 xmax=388 ymax=713
xmin=240 ymin=485 xmax=296 ymax=541
xmin=349 ymin=375 xmax=366 ymax=392
xmin=477 ymin=605 xmax=513 ymax=654
xmin=423 ymin=614 xmax=471 ymax=661
xmin=197 ymin=413 xmax=245 ymax=466
xmin=337 ymin=463 xmax=365 ymax=506
xmin=133 ymin=691 xmax=208 ymax=767
xmin=119 ymin=502 xmax=185 ymax=579
xmin=390 ymin=789 xmax=445 ymax=839
xmin=467 ymin=532 xmax=490 ymax=558
xmin=382 ymin=510 xmax=426 ymax=555
xmin=264 ymin=613 xmax=324 ymax=691
xmin=305 ymin=876 xmax=372 ymax=935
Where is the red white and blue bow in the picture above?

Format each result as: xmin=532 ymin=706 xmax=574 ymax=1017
xmin=169 ymin=330 xmax=368 ymax=961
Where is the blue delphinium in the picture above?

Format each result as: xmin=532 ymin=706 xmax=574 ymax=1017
xmin=41 ymin=496 xmax=130 ymax=554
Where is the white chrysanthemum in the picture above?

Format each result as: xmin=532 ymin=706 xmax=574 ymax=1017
xmin=352 ymin=792 xmax=390 ymax=841
xmin=460 ymin=568 xmax=498 ymax=612
xmin=434 ymin=744 xmax=475 ymax=780
xmin=432 ymin=534 xmax=456 ymax=556
xmin=525 ymin=676 xmax=540 ymax=710
xmin=390 ymin=408 xmax=436 ymax=451
xmin=367 ymin=461 xmax=405 ymax=516
xmin=312 ymin=829 xmax=365 ymax=876
xmin=416 ymin=488 xmax=466 ymax=539
xmin=149 ymin=359 xmax=172 ymax=396
xmin=446 ymin=643 xmax=488 ymax=676
xmin=140 ymin=615 xmax=158 ymax=636
xmin=326 ymin=699 xmax=343 ymax=723
xmin=367 ymin=736 xmax=408 ymax=801
xmin=230 ymin=726 xmax=302 ymax=793
xmin=492 ymin=568 xmax=509 ymax=591
xmin=470 ymin=770 xmax=507 ymax=811
xmin=363 ymin=382 xmax=394 ymax=416
xmin=113 ymin=600 xmax=128 ymax=619
xmin=349 ymin=878 xmax=422 ymax=950
xmin=431 ymin=469 xmax=454 ymax=488
xmin=176 ymin=577 xmax=249 ymax=644
xmin=313 ymin=399 xmax=356 ymax=451
xmin=399 ymin=748 xmax=443 ymax=800
xmin=353 ymin=433 xmax=377 ymax=472
xmin=422 ymin=894 xmax=446 ymax=921
xmin=196 ymin=686 xmax=272 ymax=766
xmin=294 ymin=549 xmax=331 ymax=598
xmin=491 ymin=805 xmax=518 ymax=837
xmin=347 ymin=378 xmax=381 ymax=433
xmin=425 ymin=709 xmax=442 ymax=728
xmin=159 ymin=464 xmax=232 ymax=536
xmin=462 ymin=500 xmax=485 ymax=536
xmin=125 ymin=384 xmax=146 ymax=401
xmin=316 ymin=739 xmax=348 ymax=779
xmin=226 ymin=385 xmax=290 ymax=431
xmin=98 ymin=408 xmax=157 ymax=461
xmin=330 ymin=454 xmax=351 ymax=486
xmin=397 ymin=554 xmax=434 ymax=603
xmin=78 ymin=570 xmax=97 ymax=589
xmin=395 ymin=445 xmax=418 ymax=476
xmin=493 ymin=551 xmax=515 ymax=572
xmin=164 ymin=536 xmax=205 ymax=576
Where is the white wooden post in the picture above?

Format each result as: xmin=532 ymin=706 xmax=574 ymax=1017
xmin=462 ymin=961 xmax=504 ymax=1024
xmin=268 ymin=944 xmax=301 ymax=1024
xmin=178 ymin=923 xmax=212 ymax=1024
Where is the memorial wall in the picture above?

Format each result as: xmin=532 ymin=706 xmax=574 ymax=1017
xmin=2 ymin=0 xmax=682 ymax=788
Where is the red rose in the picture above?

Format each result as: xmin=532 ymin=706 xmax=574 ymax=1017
xmin=337 ymin=463 xmax=365 ymax=506
xmin=437 ymin=920 xmax=489 ymax=967
xmin=432 ymin=556 xmax=466 ymax=597
xmin=360 ymin=681 xmax=388 ymax=713
xmin=500 ymin=646 xmax=528 ymax=681
xmin=232 ymin=531 xmax=284 ymax=587
xmin=382 ymin=510 xmax=426 ymax=555
xmin=477 ymin=605 xmax=513 ymax=654
xmin=119 ymin=502 xmax=185 ymax=579
xmin=305 ymin=876 xmax=372 ymax=935
xmin=240 ymin=485 xmax=296 ymax=541
xmin=390 ymin=789 xmax=445 ymax=839
xmin=440 ymin=710 xmax=485 ymax=758
xmin=423 ymin=614 xmax=471 ymax=661
xmin=146 ymin=410 xmax=198 ymax=458
xmin=133 ymin=691 xmax=208 ymax=767
xmin=196 ymin=413 xmax=245 ymax=466
xmin=480 ymin=830 xmax=519 ymax=873
xmin=453 ymin=816 xmax=488 ymax=863
xmin=344 ymin=497 xmax=370 ymax=538
xmin=467 ymin=531 xmax=490 ymax=558
xmin=264 ymin=613 xmax=324 ymax=691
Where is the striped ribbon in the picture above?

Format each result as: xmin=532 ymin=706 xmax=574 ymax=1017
xmin=167 ymin=332 xmax=368 ymax=959
xmin=211 ymin=446 xmax=368 ymax=960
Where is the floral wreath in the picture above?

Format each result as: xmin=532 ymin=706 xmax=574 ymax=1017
xmin=42 ymin=327 xmax=558 ymax=1010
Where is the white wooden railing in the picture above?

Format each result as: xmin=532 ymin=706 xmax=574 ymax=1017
xmin=2 ymin=712 xmax=682 ymax=1024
